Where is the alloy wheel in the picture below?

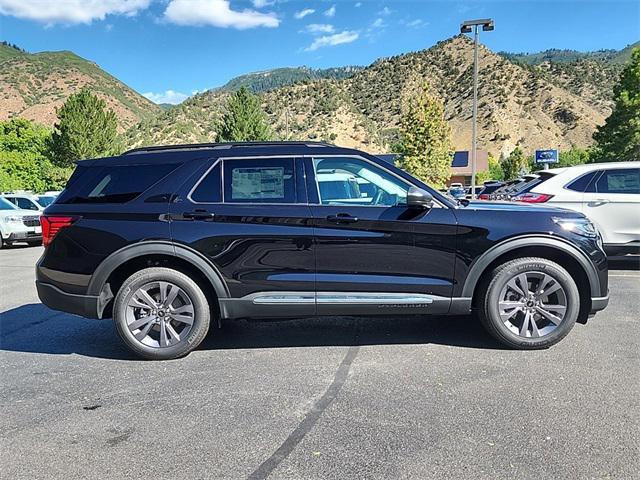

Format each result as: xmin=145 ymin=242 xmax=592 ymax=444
xmin=125 ymin=281 xmax=195 ymax=348
xmin=498 ymin=271 xmax=568 ymax=338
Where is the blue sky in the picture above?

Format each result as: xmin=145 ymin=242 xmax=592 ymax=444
xmin=0 ymin=0 xmax=638 ymax=104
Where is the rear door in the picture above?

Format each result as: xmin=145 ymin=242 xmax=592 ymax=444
xmin=306 ymin=155 xmax=456 ymax=316
xmin=169 ymin=156 xmax=316 ymax=318
xmin=582 ymin=167 xmax=640 ymax=246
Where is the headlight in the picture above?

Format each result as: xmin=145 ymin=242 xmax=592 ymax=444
xmin=3 ymin=215 xmax=23 ymax=224
xmin=552 ymin=216 xmax=597 ymax=238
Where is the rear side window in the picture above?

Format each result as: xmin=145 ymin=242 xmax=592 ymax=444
xmin=566 ymin=171 xmax=598 ymax=192
xmin=595 ymin=168 xmax=640 ymax=194
xmin=57 ymin=163 xmax=178 ymax=204
xmin=223 ymin=158 xmax=295 ymax=203
xmin=191 ymin=162 xmax=222 ymax=202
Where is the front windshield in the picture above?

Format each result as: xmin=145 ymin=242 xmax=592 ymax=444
xmin=0 ymin=197 xmax=18 ymax=210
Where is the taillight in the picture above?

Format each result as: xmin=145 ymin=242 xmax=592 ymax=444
xmin=479 ymin=194 xmax=490 ymax=200
xmin=41 ymin=215 xmax=78 ymax=247
xmin=513 ymin=193 xmax=554 ymax=203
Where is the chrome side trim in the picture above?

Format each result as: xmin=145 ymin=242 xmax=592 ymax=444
xmin=248 ymin=291 xmax=441 ymax=305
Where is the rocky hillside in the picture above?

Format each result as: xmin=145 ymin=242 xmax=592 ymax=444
xmin=127 ymin=35 xmax=626 ymax=156
xmin=0 ymin=43 xmax=160 ymax=131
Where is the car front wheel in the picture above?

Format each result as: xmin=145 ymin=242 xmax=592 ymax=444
xmin=113 ymin=267 xmax=211 ymax=360
xmin=479 ymin=257 xmax=580 ymax=349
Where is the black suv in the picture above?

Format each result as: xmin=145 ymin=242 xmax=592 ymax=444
xmin=36 ymin=142 xmax=609 ymax=359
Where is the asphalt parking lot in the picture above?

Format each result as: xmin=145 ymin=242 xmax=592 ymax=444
xmin=1 ymin=246 xmax=639 ymax=480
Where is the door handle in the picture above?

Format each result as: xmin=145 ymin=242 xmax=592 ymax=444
xmin=326 ymin=213 xmax=358 ymax=224
xmin=588 ymin=198 xmax=610 ymax=206
xmin=183 ymin=211 xmax=215 ymax=220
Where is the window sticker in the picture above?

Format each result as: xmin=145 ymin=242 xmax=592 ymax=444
xmin=231 ymin=167 xmax=285 ymax=199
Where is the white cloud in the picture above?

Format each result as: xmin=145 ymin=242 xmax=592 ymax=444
xmin=143 ymin=90 xmax=190 ymax=105
xmin=305 ymin=23 xmax=334 ymax=34
xmin=323 ymin=5 xmax=335 ymax=18
xmin=305 ymin=30 xmax=358 ymax=51
xmin=294 ymin=8 xmax=314 ymax=19
xmin=0 ymin=0 xmax=150 ymax=24
xmin=252 ymin=0 xmax=274 ymax=7
xmin=355 ymin=2 xmax=362 ymax=7
xmin=164 ymin=0 xmax=279 ymax=29
xmin=379 ymin=6 xmax=392 ymax=16
xmin=371 ymin=18 xmax=384 ymax=28
xmin=406 ymin=19 xmax=426 ymax=28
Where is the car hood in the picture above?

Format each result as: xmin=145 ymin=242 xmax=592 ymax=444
xmin=0 ymin=208 xmax=40 ymax=218
xmin=461 ymin=201 xmax=578 ymax=216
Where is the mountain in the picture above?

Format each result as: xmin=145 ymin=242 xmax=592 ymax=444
xmin=127 ymin=35 xmax=630 ymax=157
xmin=0 ymin=43 xmax=161 ymax=131
xmin=220 ymin=66 xmax=363 ymax=93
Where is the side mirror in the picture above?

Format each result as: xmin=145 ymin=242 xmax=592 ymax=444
xmin=407 ymin=186 xmax=433 ymax=209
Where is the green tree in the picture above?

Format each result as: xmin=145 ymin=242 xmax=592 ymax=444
xmin=501 ymin=147 xmax=528 ymax=180
xmin=593 ymin=47 xmax=640 ymax=161
xmin=0 ymin=118 xmax=73 ymax=192
xmin=397 ymin=84 xmax=452 ymax=188
xmin=217 ymin=87 xmax=272 ymax=142
xmin=50 ymin=89 xmax=119 ymax=166
xmin=476 ymin=155 xmax=504 ymax=183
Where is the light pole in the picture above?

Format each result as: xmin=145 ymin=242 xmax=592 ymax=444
xmin=460 ymin=18 xmax=494 ymax=198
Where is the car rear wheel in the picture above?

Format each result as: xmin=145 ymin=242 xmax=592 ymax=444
xmin=113 ymin=267 xmax=211 ymax=360
xmin=479 ymin=257 xmax=580 ymax=349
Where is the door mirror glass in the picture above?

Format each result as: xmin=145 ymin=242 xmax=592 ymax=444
xmin=407 ymin=186 xmax=433 ymax=209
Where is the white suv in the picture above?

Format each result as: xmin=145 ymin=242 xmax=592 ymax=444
xmin=0 ymin=197 xmax=42 ymax=248
xmin=514 ymin=162 xmax=640 ymax=254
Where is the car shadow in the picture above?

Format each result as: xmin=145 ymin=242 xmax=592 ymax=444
xmin=608 ymin=255 xmax=640 ymax=271
xmin=0 ymin=303 xmax=504 ymax=361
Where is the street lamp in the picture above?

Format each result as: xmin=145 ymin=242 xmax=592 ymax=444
xmin=460 ymin=18 xmax=494 ymax=199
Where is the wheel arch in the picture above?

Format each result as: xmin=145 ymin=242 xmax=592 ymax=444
xmin=87 ymin=241 xmax=229 ymax=318
xmin=464 ymin=236 xmax=599 ymax=324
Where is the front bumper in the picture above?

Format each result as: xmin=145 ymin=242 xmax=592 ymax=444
xmin=36 ymin=281 xmax=100 ymax=319
xmin=590 ymin=292 xmax=609 ymax=314
xmin=5 ymin=231 xmax=42 ymax=242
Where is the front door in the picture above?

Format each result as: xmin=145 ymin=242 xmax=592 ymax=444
xmin=306 ymin=155 xmax=456 ymax=315
xmin=170 ymin=156 xmax=316 ymax=318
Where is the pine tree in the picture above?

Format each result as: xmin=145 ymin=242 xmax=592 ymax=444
xmin=593 ymin=47 xmax=640 ymax=161
xmin=50 ymin=89 xmax=119 ymax=166
xmin=501 ymin=147 xmax=527 ymax=180
xmin=217 ymin=87 xmax=272 ymax=142
xmin=397 ymin=84 xmax=452 ymax=188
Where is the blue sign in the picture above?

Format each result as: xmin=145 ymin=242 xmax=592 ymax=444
xmin=535 ymin=149 xmax=559 ymax=164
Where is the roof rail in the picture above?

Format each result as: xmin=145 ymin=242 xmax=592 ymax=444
xmin=122 ymin=141 xmax=333 ymax=155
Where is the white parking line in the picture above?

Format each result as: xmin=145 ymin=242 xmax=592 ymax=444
xmin=609 ymin=273 xmax=640 ymax=278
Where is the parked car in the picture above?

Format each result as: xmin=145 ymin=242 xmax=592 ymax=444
xmin=1 ymin=193 xmax=45 ymax=211
xmin=36 ymin=141 xmax=609 ymax=360
xmin=36 ymin=194 xmax=58 ymax=207
xmin=478 ymin=181 xmax=505 ymax=200
xmin=0 ymin=197 xmax=42 ymax=248
xmin=513 ymin=162 xmax=640 ymax=255
xmin=448 ymin=185 xmax=467 ymax=200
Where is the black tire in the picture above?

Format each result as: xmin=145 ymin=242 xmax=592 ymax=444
xmin=113 ymin=267 xmax=211 ymax=360
xmin=478 ymin=257 xmax=580 ymax=350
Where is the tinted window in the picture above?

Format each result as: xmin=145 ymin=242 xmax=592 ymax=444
xmin=595 ymin=168 xmax=640 ymax=194
xmin=313 ymin=157 xmax=409 ymax=206
xmin=191 ymin=163 xmax=221 ymax=202
xmin=37 ymin=196 xmax=56 ymax=207
xmin=566 ymin=171 xmax=598 ymax=192
xmin=223 ymin=158 xmax=295 ymax=203
xmin=16 ymin=198 xmax=38 ymax=210
xmin=57 ymin=163 xmax=179 ymax=204
xmin=0 ymin=197 xmax=17 ymax=210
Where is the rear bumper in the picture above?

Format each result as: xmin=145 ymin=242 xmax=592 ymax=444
xmin=36 ymin=281 xmax=100 ymax=319
xmin=6 ymin=231 xmax=42 ymax=242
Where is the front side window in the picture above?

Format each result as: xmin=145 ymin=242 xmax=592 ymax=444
xmin=595 ymin=168 xmax=640 ymax=194
xmin=313 ymin=157 xmax=409 ymax=206
xmin=223 ymin=158 xmax=295 ymax=203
